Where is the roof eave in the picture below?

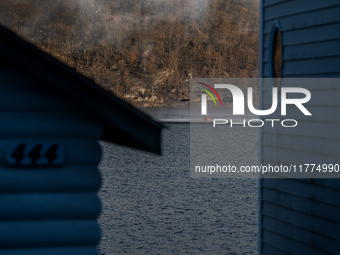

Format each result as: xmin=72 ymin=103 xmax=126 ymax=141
xmin=0 ymin=25 xmax=163 ymax=154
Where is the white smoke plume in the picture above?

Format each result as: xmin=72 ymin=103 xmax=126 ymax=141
xmin=0 ymin=0 xmax=215 ymax=51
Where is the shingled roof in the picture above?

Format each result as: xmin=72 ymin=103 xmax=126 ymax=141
xmin=0 ymin=25 xmax=162 ymax=154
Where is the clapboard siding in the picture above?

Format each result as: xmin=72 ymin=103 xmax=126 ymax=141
xmin=261 ymin=105 xmax=340 ymax=123
xmin=260 ymin=2 xmax=340 ymax=253
xmin=262 ymin=178 xmax=340 ymax=205
xmin=264 ymin=0 xmax=340 ymax=21
xmin=263 ymin=203 xmax=340 ymax=241
xmin=262 ymin=172 xmax=340 ymax=192
xmin=0 ymin=165 xmax=101 ymax=193
xmin=263 ymin=80 xmax=340 ymax=91
xmin=294 ymin=178 xmax=340 ymax=190
xmin=262 ymin=133 xmax=339 ymax=157
xmin=264 ymin=65 xmax=340 ymax=77
xmin=262 ymin=1 xmax=340 ymax=78
xmin=264 ymin=40 xmax=340 ymax=62
xmin=263 ymin=188 xmax=340 ymax=224
xmin=261 ymin=78 xmax=340 ymax=89
xmin=264 ymin=0 xmax=291 ymax=8
xmin=263 ymin=94 xmax=340 ymax=105
xmin=262 ymin=243 xmax=291 ymax=255
xmin=262 ymin=146 xmax=340 ymax=165
xmin=0 ymin=70 xmax=102 ymax=254
xmin=263 ymin=216 xmax=340 ymax=253
xmin=262 ymin=229 xmax=330 ymax=255
xmin=264 ymin=5 xmax=340 ymax=33
xmin=263 ymin=23 xmax=340 ymax=48
xmin=0 ymin=220 xmax=100 ymax=247
xmin=282 ymin=58 xmax=340 ymax=76
xmin=262 ymin=121 xmax=340 ymax=140
xmin=0 ymin=193 xmax=100 ymax=220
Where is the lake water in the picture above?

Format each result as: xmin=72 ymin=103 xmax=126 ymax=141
xmin=98 ymin=123 xmax=259 ymax=254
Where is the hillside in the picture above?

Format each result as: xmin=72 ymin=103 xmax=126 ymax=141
xmin=0 ymin=0 xmax=259 ymax=107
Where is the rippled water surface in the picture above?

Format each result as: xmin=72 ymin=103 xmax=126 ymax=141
xmin=98 ymin=124 xmax=259 ymax=254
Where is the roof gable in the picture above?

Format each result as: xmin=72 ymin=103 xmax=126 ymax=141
xmin=0 ymin=25 xmax=162 ymax=154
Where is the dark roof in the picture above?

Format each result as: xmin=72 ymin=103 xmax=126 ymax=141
xmin=0 ymin=25 xmax=163 ymax=154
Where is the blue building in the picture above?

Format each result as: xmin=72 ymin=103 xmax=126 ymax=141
xmin=0 ymin=25 xmax=162 ymax=255
xmin=259 ymin=0 xmax=340 ymax=254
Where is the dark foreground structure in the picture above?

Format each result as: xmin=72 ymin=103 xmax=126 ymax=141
xmin=259 ymin=1 xmax=340 ymax=254
xmin=0 ymin=25 xmax=162 ymax=255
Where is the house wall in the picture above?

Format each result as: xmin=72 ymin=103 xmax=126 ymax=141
xmin=262 ymin=0 xmax=340 ymax=78
xmin=0 ymin=67 xmax=103 ymax=255
xmin=260 ymin=0 xmax=340 ymax=254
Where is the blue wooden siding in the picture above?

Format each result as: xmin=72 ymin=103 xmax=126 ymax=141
xmin=260 ymin=0 xmax=340 ymax=254
xmin=262 ymin=1 xmax=340 ymax=77
xmin=0 ymin=69 xmax=102 ymax=255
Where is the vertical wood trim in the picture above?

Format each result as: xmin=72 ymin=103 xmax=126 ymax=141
xmin=260 ymin=1 xmax=264 ymax=79
xmin=259 ymin=1 xmax=264 ymax=255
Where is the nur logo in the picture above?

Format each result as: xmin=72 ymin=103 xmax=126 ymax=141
xmin=197 ymin=82 xmax=222 ymax=115
xmin=198 ymin=82 xmax=312 ymax=128
xmin=200 ymin=83 xmax=312 ymax=116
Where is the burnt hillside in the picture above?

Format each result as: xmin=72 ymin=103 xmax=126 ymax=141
xmin=0 ymin=0 xmax=259 ymax=107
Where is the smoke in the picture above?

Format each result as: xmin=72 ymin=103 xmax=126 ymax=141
xmin=141 ymin=45 xmax=153 ymax=72
xmin=143 ymin=0 xmax=211 ymax=19
xmin=0 ymin=0 xmax=215 ymax=51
